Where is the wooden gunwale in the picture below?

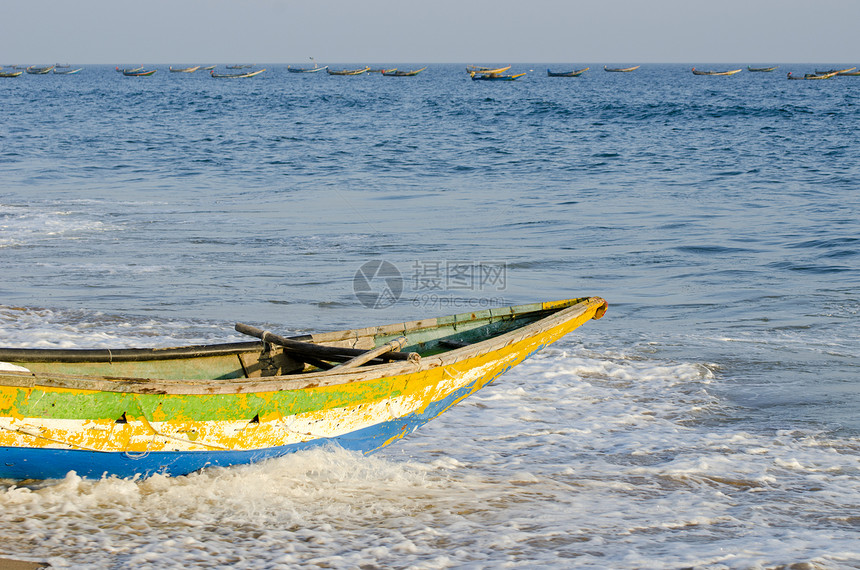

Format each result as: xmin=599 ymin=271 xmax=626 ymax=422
xmin=0 ymin=297 xmax=606 ymax=396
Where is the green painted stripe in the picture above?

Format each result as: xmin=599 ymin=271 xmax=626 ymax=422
xmin=6 ymin=377 xmax=405 ymax=422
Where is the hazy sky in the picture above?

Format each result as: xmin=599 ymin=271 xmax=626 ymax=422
xmin=3 ymin=0 xmax=859 ymax=65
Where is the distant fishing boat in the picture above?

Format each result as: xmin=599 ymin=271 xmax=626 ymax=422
xmin=382 ymin=67 xmax=427 ymax=76
xmin=123 ymin=69 xmax=157 ymax=77
xmin=547 ymin=67 xmax=589 ymax=77
xmin=226 ymin=64 xmax=254 ymax=69
xmin=368 ymin=68 xmax=395 ymax=73
xmin=52 ymin=67 xmax=83 ymax=75
xmin=692 ymin=67 xmax=742 ymax=76
xmin=116 ymin=66 xmax=143 ymax=73
xmin=25 ymin=65 xmax=55 ymax=75
xmin=210 ymin=68 xmax=266 ymax=78
xmin=169 ymin=66 xmax=201 ymax=73
xmin=603 ymin=65 xmax=640 ymax=72
xmin=471 ymin=71 xmax=526 ymax=81
xmin=466 ymin=65 xmax=511 ymax=75
xmin=0 ymin=70 xmax=23 ymax=78
xmin=748 ymin=66 xmax=778 ymax=72
xmin=814 ymin=67 xmax=857 ymax=76
xmin=288 ymin=65 xmax=328 ymax=73
xmin=288 ymin=57 xmax=327 ymax=73
xmin=787 ymin=71 xmax=838 ymax=80
xmin=200 ymin=65 xmax=216 ymax=71
xmin=327 ymin=66 xmax=370 ymax=76
xmin=288 ymin=63 xmax=328 ymax=73
xmin=0 ymin=296 xmax=607 ymax=480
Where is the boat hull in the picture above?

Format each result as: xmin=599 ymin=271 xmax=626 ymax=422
xmin=211 ymin=69 xmax=265 ymax=78
xmin=0 ymin=298 xmax=606 ymax=479
xmin=547 ymin=68 xmax=589 ymax=77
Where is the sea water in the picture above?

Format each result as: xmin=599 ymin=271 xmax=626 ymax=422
xmin=0 ymin=64 xmax=858 ymax=569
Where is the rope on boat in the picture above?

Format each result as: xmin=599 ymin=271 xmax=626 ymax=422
xmin=0 ymin=423 xmax=104 ymax=452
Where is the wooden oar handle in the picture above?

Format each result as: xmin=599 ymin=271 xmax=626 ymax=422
xmin=328 ymin=336 xmax=408 ymax=371
xmin=235 ymin=323 xmax=420 ymax=364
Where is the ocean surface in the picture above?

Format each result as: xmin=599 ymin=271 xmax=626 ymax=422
xmin=1 ymin=63 xmax=858 ymax=569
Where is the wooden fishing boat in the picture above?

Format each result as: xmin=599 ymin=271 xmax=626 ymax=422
xmin=327 ymin=66 xmax=370 ymax=76
xmin=25 ymin=65 xmax=55 ymax=75
xmin=288 ymin=58 xmax=328 ymax=73
xmin=382 ymin=66 xmax=427 ymax=76
xmin=123 ymin=69 xmax=157 ymax=77
xmin=814 ymin=67 xmax=856 ymax=75
xmin=466 ymin=65 xmax=511 ymax=75
xmin=169 ymin=66 xmax=201 ymax=73
xmin=368 ymin=68 xmax=395 ymax=73
xmin=748 ymin=66 xmax=778 ymax=72
xmin=691 ymin=67 xmax=742 ymax=76
xmin=0 ymin=297 xmax=606 ymax=480
xmin=603 ymin=65 xmax=640 ymax=72
xmin=53 ymin=67 xmax=83 ymax=75
xmin=471 ymin=71 xmax=526 ymax=81
xmin=0 ymin=70 xmax=23 ymax=78
xmin=226 ymin=64 xmax=254 ymax=69
xmin=547 ymin=67 xmax=589 ymax=77
xmin=210 ymin=68 xmax=265 ymax=78
xmin=116 ymin=66 xmax=144 ymax=73
xmin=787 ymin=71 xmax=838 ymax=80
xmin=287 ymin=65 xmax=328 ymax=73
xmin=200 ymin=65 xmax=216 ymax=71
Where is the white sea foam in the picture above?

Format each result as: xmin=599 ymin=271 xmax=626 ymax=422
xmin=0 ymin=305 xmax=245 ymax=349
xmin=0 ymin=204 xmax=115 ymax=248
xmin=1 ymin=341 xmax=857 ymax=569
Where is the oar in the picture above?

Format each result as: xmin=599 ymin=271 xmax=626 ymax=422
xmin=327 ymin=336 xmax=409 ymax=371
xmin=235 ymin=323 xmax=420 ymax=365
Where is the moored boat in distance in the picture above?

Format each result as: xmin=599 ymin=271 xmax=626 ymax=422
xmin=53 ymin=67 xmax=83 ymax=75
xmin=169 ymin=66 xmax=201 ymax=73
xmin=787 ymin=71 xmax=839 ymax=80
xmin=471 ymin=71 xmax=526 ymax=81
xmin=210 ymin=68 xmax=265 ymax=78
xmin=200 ymin=65 xmax=216 ymax=71
xmin=25 ymin=65 xmax=55 ymax=74
xmin=748 ymin=65 xmax=778 ymax=72
xmin=288 ymin=57 xmax=328 ymax=73
xmin=603 ymin=65 xmax=640 ymax=72
xmin=326 ymin=66 xmax=371 ymax=76
xmin=288 ymin=65 xmax=328 ymax=73
xmin=123 ymin=68 xmax=157 ymax=76
xmin=116 ymin=65 xmax=144 ymax=73
xmin=547 ymin=67 xmax=589 ymax=77
xmin=692 ymin=67 xmax=742 ymax=76
xmin=382 ymin=66 xmax=427 ymax=76
xmin=466 ymin=65 xmax=511 ymax=75
xmin=0 ymin=70 xmax=23 ymax=78
xmin=226 ymin=64 xmax=254 ymax=69
xmin=814 ymin=67 xmax=857 ymax=76
xmin=0 ymin=296 xmax=607 ymax=480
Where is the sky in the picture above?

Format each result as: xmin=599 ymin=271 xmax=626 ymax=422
xmin=2 ymin=0 xmax=859 ymax=65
